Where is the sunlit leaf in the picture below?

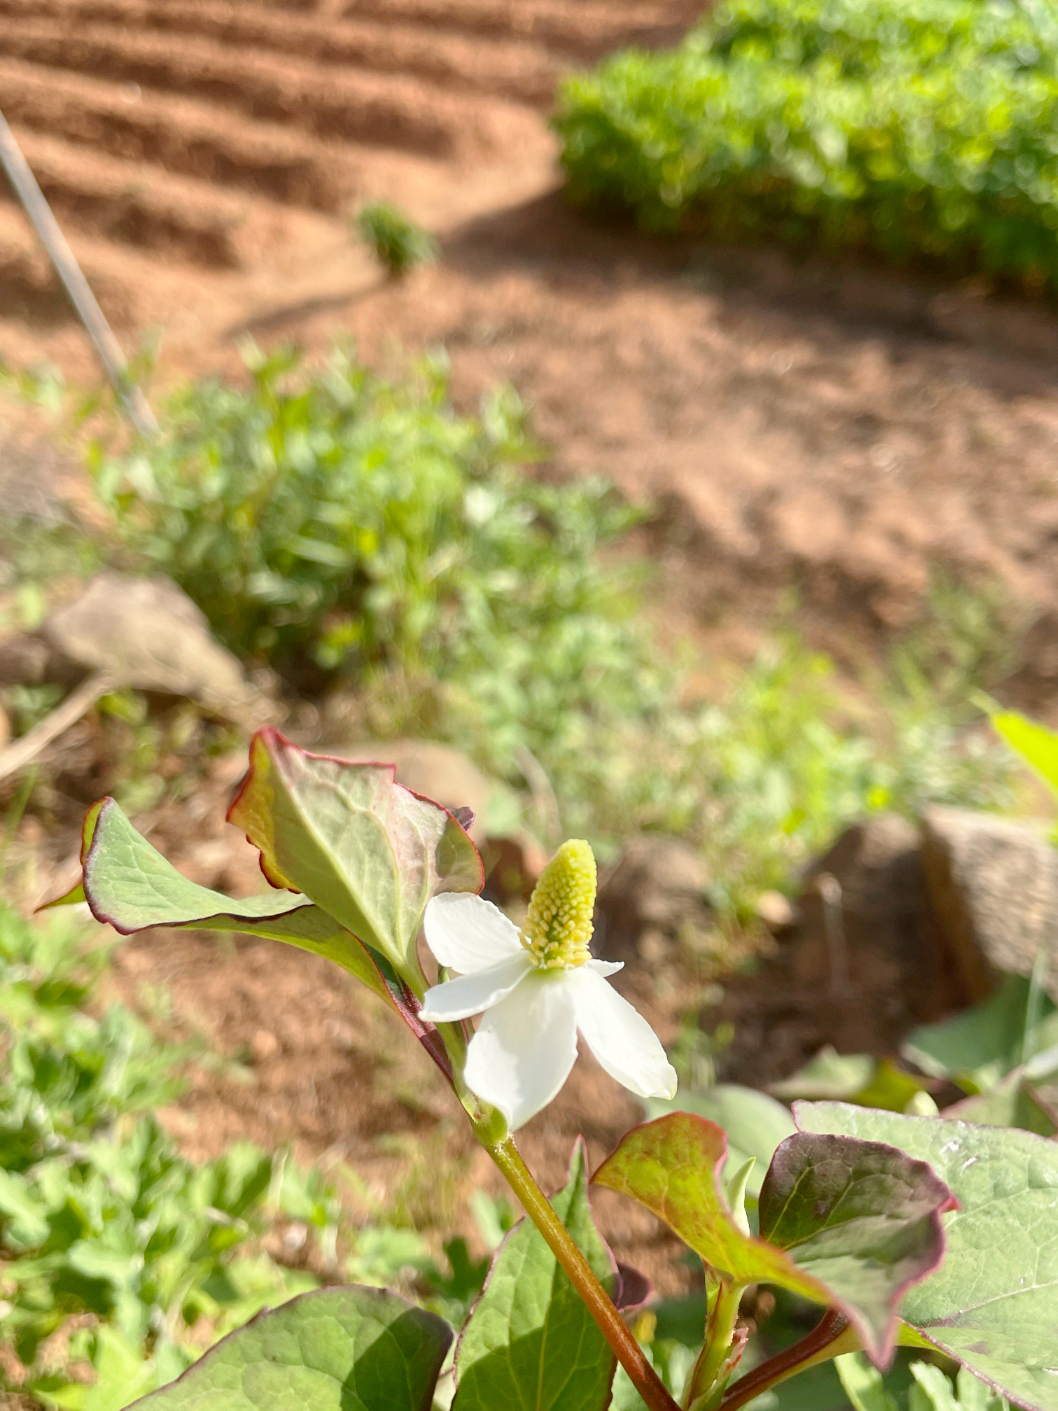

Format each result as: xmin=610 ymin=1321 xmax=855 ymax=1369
xmin=127 ymin=1286 xmax=453 ymax=1410
xmin=647 ymin=1084 xmax=795 ymax=1199
xmin=454 ymin=1142 xmax=616 ymax=1411
xmin=594 ymin=1113 xmax=952 ymax=1365
xmin=73 ymin=797 xmax=394 ymax=1007
xmin=228 ymin=729 xmax=483 ymax=979
xmin=992 ymin=711 xmax=1058 ymax=796
xmin=797 ymin=1102 xmax=1058 ymax=1411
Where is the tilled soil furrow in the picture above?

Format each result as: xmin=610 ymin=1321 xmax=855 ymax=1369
xmin=334 ymin=0 xmax=703 ymax=59
xmin=0 ymin=0 xmax=559 ymax=107
xmin=1 ymin=128 xmax=270 ymax=268
xmin=0 ymin=21 xmax=532 ymax=158
xmin=0 ymin=205 xmax=136 ymax=326
xmin=0 ymin=59 xmax=349 ymax=212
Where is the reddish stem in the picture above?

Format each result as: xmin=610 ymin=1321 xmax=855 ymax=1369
xmin=486 ymin=1136 xmax=682 ymax=1411
xmin=717 ymin=1310 xmax=850 ymax=1411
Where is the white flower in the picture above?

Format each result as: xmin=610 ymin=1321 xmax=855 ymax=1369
xmin=418 ymin=840 xmax=678 ymax=1131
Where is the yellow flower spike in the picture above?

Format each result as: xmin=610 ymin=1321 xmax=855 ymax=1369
xmin=519 ymin=839 xmax=597 ymax=970
xmin=420 ymin=835 xmax=676 ymax=1130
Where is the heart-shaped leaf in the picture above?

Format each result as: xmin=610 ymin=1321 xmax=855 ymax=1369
xmin=453 ymin=1141 xmax=617 ymax=1411
xmin=69 ymin=797 xmax=394 ymax=1006
xmin=593 ymin=1113 xmax=953 ymax=1366
xmin=228 ymin=729 xmax=483 ymax=980
xmin=796 ymin=1101 xmax=1058 ymax=1411
xmin=646 ymin=1084 xmax=796 ymax=1199
xmin=126 ymin=1286 xmax=453 ymax=1410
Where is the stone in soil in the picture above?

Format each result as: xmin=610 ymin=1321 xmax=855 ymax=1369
xmin=921 ymin=805 xmax=1058 ymax=1002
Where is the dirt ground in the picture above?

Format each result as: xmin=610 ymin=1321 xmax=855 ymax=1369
xmin=5 ymin=0 xmax=1058 ymax=1293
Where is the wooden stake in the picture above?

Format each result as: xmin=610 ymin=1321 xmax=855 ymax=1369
xmin=0 ymin=109 xmax=158 ymax=437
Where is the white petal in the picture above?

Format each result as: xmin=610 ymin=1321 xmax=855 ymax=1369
xmin=568 ymin=966 xmax=678 ymax=1101
xmin=463 ymin=971 xmax=579 ymax=1130
xmin=419 ymin=951 xmax=534 ymax=1023
xmin=588 ymin=959 xmax=623 ymax=979
xmin=423 ymin=892 xmax=524 ymax=973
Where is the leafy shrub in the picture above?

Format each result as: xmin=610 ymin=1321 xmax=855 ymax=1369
xmin=554 ymin=0 xmax=1058 ymax=288
xmin=355 ymin=202 xmax=438 ymax=277
xmin=92 ymin=344 xmax=636 ymax=675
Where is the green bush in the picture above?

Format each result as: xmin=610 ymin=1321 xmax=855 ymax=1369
xmin=554 ymin=0 xmax=1058 ymax=288
xmin=92 ymin=344 xmax=637 ymax=678
xmin=355 ymin=202 xmax=438 ymax=277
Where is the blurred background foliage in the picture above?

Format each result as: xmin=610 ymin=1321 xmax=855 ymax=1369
xmin=555 ymin=0 xmax=1058 ymax=290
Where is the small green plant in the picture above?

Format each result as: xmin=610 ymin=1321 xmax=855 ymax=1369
xmin=0 ymin=896 xmax=340 ymax=1406
xmin=838 ymin=1353 xmax=1011 ymax=1411
xmin=554 ymin=0 xmax=1058 ymax=290
xmin=89 ymin=344 xmax=634 ymax=678
xmin=51 ymin=729 xmax=1058 ymax=1411
xmin=355 ymin=202 xmax=438 ymax=277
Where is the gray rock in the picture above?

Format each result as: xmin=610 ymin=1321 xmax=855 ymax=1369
xmin=0 ymin=572 xmax=270 ymax=723
xmin=45 ymin=573 xmax=267 ymax=720
xmin=595 ymin=835 xmax=711 ymax=960
xmin=794 ymin=813 xmax=950 ymax=1020
xmin=921 ymin=806 xmax=1058 ymax=1002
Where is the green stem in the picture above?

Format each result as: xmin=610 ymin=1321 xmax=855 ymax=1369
xmin=484 ymin=1133 xmax=681 ymax=1411
xmin=685 ymin=1279 xmax=743 ymax=1409
xmin=716 ymin=1310 xmax=856 ymax=1411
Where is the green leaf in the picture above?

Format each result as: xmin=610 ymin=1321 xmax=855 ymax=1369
xmin=0 ymin=1168 xmax=50 ymax=1248
xmin=647 ymin=1084 xmax=795 ymax=1199
xmin=944 ymin=1071 xmax=1058 ymax=1137
xmin=992 ymin=711 xmax=1058 ymax=796
xmin=796 ymin=1102 xmax=1058 ymax=1411
xmin=835 ymin=1353 xmax=901 ymax=1411
xmin=453 ymin=1141 xmax=616 ymax=1411
xmin=770 ymin=1050 xmax=880 ymax=1102
xmin=126 ymin=1286 xmax=453 ymax=1411
xmin=593 ymin=1113 xmax=953 ymax=1366
xmin=227 ymin=729 xmax=483 ymax=979
xmin=771 ymin=1050 xmax=929 ymax=1112
xmin=40 ymin=797 xmax=107 ymax=909
xmin=904 ymin=976 xmax=1058 ymax=1091
xmin=75 ymin=797 xmax=394 ymax=1007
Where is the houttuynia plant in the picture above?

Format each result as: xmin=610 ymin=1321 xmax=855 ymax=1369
xmin=50 ymin=730 xmax=1058 ymax=1411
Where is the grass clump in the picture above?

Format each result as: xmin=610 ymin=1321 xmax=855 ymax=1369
xmin=355 ymin=202 xmax=438 ymax=277
xmin=554 ymin=0 xmax=1058 ymax=290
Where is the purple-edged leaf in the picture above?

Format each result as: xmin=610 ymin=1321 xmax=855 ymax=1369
xmin=227 ymin=729 xmax=484 ymax=978
xmin=40 ymin=797 xmax=108 ymax=908
xmin=797 ymin=1102 xmax=1058 ymax=1411
xmin=593 ymin=1113 xmax=953 ymax=1366
xmin=647 ymin=1083 xmax=796 ymax=1199
xmin=453 ymin=1141 xmax=617 ymax=1411
xmin=72 ymin=797 xmax=394 ymax=1007
xmin=127 ymin=1286 xmax=452 ymax=1410
xmin=759 ymin=1133 xmax=955 ymax=1357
